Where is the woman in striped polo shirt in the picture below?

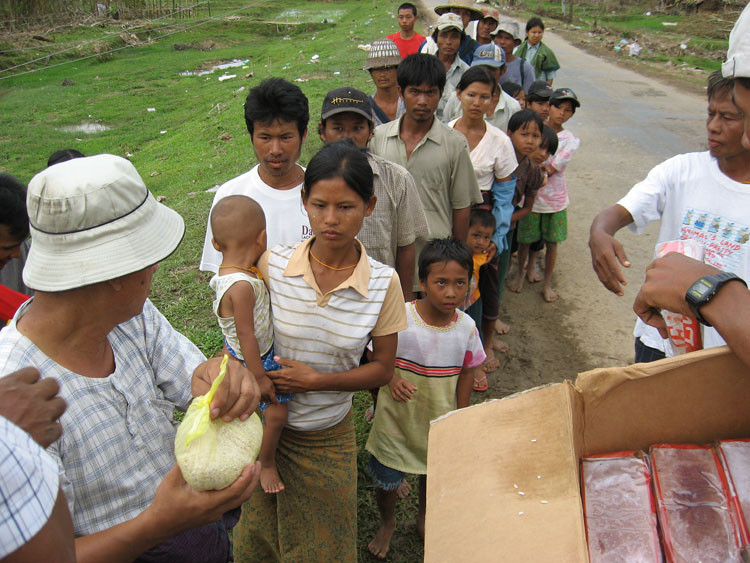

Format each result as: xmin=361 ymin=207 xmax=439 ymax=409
xmin=233 ymin=140 xmax=407 ymax=562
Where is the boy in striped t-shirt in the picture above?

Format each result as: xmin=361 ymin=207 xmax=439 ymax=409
xmin=365 ymin=238 xmax=485 ymax=559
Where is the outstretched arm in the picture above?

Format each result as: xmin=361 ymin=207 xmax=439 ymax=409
xmin=633 ymin=253 xmax=750 ymax=367
xmin=589 ymin=204 xmax=635 ymax=296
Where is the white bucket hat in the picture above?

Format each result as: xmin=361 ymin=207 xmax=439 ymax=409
xmin=24 ymin=154 xmax=185 ymax=291
xmin=722 ymin=4 xmax=750 ymax=79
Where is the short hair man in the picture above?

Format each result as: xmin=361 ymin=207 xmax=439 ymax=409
xmin=387 ymin=3 xmax=425 ymax=59
xmin=370 ymin=54 xmax=482 ymax=290
xmin=633 ymin=4 xmax=750 ymax=368
xmin=200 ymin=78 xmax=311 ymax=273
xmin=0 ymin=154 xmax=260 ymax=559
xmin=589 ymin=70 xmax=750 ymax=363
xmin=441 ymin=42 xmax=522 ymax=130
xmin=493 ymin=21 xmax=536 ymax=92
xmin=318 ymin=86 xmax=429 ymax=300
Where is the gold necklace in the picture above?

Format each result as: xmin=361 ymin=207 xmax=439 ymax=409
xmin=219 ymin=265 xmax=262 ymax=279
xmin=309 ymin=249 xmax=357 ymax=271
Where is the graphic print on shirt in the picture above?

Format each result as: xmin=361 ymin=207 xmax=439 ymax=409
xmin=681 ymin=207 xmax=749 ymax=273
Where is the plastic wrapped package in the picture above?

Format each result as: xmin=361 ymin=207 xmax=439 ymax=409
xmin=718 ymin=439 xmax=750 ymax=546
xmin=654 ymin=240 xmax=704 ymax=355
xmin=582 ymin=451 xmax=662 ymax=562
xmin=651 ymin=444 xmax=742 ymax=562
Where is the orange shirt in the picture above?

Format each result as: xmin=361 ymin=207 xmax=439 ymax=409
xmin=387 ymin=31 xmax=426 ymax=59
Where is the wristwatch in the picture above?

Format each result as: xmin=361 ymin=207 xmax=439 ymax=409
xmin=685 ymin=272 xmax=747 ymax=327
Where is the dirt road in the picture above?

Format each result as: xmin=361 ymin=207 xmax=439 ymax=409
xmin=417 ymin=3 xmax=709 ymax=394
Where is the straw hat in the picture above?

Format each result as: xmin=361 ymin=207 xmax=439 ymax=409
xmin=24 ymin=154 xmax=185 ymax=291
xmin=434 ymin=1 xmax=483 ymax=20
xmin=363 ymin=38 xmax=401 ymax=70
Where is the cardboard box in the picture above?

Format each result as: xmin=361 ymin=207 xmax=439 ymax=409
xmin=425 ymin=346 xmax=750 ymax=562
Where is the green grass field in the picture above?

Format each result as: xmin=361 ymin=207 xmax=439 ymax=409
xmin=0 ymin=1 xmax=426 ymax=560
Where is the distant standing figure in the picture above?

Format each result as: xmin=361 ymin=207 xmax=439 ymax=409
xmin=387 ymin=3 xmax=425 ymax=59
xmin=421 ymin=13 xmax=470 ymax=121
xmin=493 ymin=21 xmax=536 ymax=92
xmin=364 ymin=38 xmax=406 ymax=126
xmin=420 ymin=1 xmax=482 ymax=65
xmin=515 ymin=17 xmax=560 ymax=86
xmin=474 ymin=7 xmax=500 ymax=45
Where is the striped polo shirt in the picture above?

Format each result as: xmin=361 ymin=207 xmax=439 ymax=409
xmin=260 ymin=238 xmax=406 ymax=432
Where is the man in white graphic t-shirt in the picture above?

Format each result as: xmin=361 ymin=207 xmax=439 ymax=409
xmin=200 ymin=78 xmax=312 ymax=273
xmin=589 ymin=69 xmax=750 ymax=363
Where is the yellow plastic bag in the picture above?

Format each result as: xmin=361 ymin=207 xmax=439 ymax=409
xmin=174 ymin=355 xmax=263 ymax=491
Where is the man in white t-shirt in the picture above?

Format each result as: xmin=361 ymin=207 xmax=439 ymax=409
xmin=200 ymin=78 xmax=312 ymax=273
xmin=589 ymin=70 xmax=750 ymax=362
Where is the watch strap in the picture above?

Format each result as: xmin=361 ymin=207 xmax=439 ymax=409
xmin=685 ymin=272 xmax=747 ymax=327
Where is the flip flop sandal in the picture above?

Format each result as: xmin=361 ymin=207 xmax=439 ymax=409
xmin=473 ymin=373 xmax=489 ymax=392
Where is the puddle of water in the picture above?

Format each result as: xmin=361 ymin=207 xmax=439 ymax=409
xmin=59 ymin=122 xmax=111 ymax=134
xmin=278 ymin=9 xmax=345 ymax=22
xmin=180 ymin=58 xmax=249 ymax=77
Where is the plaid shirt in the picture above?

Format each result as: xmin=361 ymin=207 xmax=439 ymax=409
xmin=359 ymin=153 xmax=430 ymax=269
xmin=0 ymin=416 xmax=59 ymax=557
xmin=0 ymin=299 xmax=204 ymax=536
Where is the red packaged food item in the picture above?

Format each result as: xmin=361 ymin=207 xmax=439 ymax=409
xmin=654 ymin=240 xmax=704 ymax=355
xmin=718 ymin=439 xmax=750 ymax=546
xmin=582 ymin=451 xmax=662 ymax=562
xmin=651 ymin=444 xmax=742 ymax=562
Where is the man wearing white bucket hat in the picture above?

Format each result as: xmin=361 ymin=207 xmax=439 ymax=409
xmin=0 ymin=154 xmax=261 ymax=561
xmin=632 ymin=4 xmax=750 ymax=368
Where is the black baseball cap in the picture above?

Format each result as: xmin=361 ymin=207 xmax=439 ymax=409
xmin=321 ymin=87 xmax=374 ymax=123
xmin=527 ymin=81 xmax=554 ymax=98
xmin=550 ymin=87 xmax=580 ymax=108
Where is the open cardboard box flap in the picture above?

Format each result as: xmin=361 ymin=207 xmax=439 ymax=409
xmin=425 ymin=346 xmax=750 ymax=562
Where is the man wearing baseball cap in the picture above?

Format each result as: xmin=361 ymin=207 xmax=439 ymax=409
xmin=631 ymin=4 xmax=750 ymax=368
xmin=421 ymin=1 xmax=482 ymax=64
xmin=317 ymin=86 xmax=429 ymax=300
xmin=0 ymin=154 xmax=261 ymax=560
xmin=526 ymin=79 xmax=554 ymax=120
xmin=441 ymin=42 xmax=522 ymax=130
xmin=475 ymin=6 xmax=500 ymax=46
xmin=493 ymin=21 xmax=536 ymax=92
xmin=422 ymin=13 xmax=471 ymax=121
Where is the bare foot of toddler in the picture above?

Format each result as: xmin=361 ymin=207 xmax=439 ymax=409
xmin=261 ymin=466 xmax=285 ymax=494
